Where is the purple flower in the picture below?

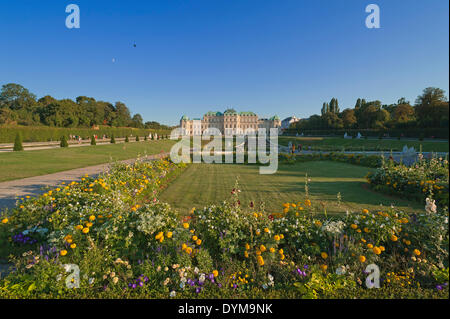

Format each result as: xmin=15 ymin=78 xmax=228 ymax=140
xmin=195 ymin=287 xmax=201 ymax=294
xmin=436 ymin=285 xmax=443 ymax=291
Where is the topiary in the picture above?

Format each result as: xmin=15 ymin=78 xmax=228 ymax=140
xmin=110 ymin=134 xmax=116 ymax=144
xmin=60 ymin=135 xmax=69 ymax=148
xmin=13 ymin=133 xmax=24 ymax=151
xmin=90 ymin=135 xmax=96 ymax=145
xmin=136 ymin=135 xmax=140 ymax=142
xmin=125 ymin=135 xmax=129 ymax=143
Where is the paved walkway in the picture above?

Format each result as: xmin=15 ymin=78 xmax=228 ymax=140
xmin=0 ymin=152 xmax=169 ymax=209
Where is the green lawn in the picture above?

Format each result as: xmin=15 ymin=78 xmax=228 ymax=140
xmin=278 ymin=136 xmax=449 ymax=152
xmin=159 ymin=161 xmax=423 ymax=215
xmin=0 ymin=140 xmax=176 ymax=182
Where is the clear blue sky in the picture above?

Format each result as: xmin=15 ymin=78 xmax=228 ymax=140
xmin=0 ymin=0 xmax=448 ymax=126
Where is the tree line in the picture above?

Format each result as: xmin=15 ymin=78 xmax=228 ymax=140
xmin=0 ymin=83 xmax=173 ymax=130
xmin=293 ymin=87 xmax=449 ymax=132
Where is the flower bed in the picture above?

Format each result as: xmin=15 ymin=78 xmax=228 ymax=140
xmin=367 ymin=156 xmax=449 ymax=207
xmin=0 ymin=159 xmax=448 ymax=299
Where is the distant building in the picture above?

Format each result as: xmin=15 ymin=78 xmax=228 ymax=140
xmin=180 ymin=110 xmax=281 ymax=135
xmin=281 ymin=116 xmax=300 ymax=131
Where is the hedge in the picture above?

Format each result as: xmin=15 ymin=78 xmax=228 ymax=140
xmin=284 ymin=128 xmax=449 ymax=139
xmin=0 ymin=125 xmax=171 ymax=143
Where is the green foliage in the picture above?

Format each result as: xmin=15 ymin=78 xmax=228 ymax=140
xmin=59 ymin=135 xmax=69 ymax=148
xmin=13 ymin=133 xmax=23 ymax=151
xmin=110 ymin=134 xmax=115 ymax=144
xmin=367 ymin=156 xmax=449 ymax=206
xmin=0 ymin=83 xmax=173 ymax=131
xmin=90 ymin=135 xmax=96 ymax=145
xmin=0 ymin=125 xmax=170 ymax=143
xmin=125 ymin=135 xmax=129 ymax=143
xmin=136 ymin=135 xmax=140 ymax=142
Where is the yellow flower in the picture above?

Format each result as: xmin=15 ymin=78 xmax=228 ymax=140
xmin=181 ymin=243 xmax=187 ymax=250
xmin=192 ymin=235 xmax=198 ymax=241
xmin=155 ymin=232 xmax=164 ymax=240
xmin=183 ymin=223 xmax=189 ymax=229
xmin=260 ymin=245 xmax=267 ymax=252
xmin=280 ymin=234 xmax=284 ymax=239
xmin=320 ymin=264 xmax=328 ymax=271
xmin=75 ymin=225 xmax=83 ymax=230
xmin=245 ymin=243 xmax=250 ymax=250
xmin=379 ymin=246 xmax=385 ymax=252
xmin=264 ymin=228 xmax=269 ymax=233
xmin=60 ymin=250 xmax=68 ymax=256
xmin=280 ymin=254 xmax=285 ymax=260
xmin=279 ymin=249 xmax=284 ymax=254
xmin=274 ymin=235 xmax=281 ymax=241
xmin=196 ymin=239 xmax=202 ymax=245
xmin=257 ymin=255 xmax=264 ymax=266
xmin=1 ymin=218 xmax=8 ymax=224
xmin=367 ymin=244 xmax=374 ymax=249
xmin=413 ymin=249 xmax=421 ymax=256
xmin=255 ymin=230 xmax=261 ymax=236
xmin=89 ymin=215 xmax=96 ymax=221
xmin=70 ymin=243 xmax=77 ymax=249
xmin=362 ymin=209 xmax=369 ymax=214
xmin=321 ymin=252 xmax=328 ymax=259
xmin=359 ymin=255 xmax=366 ymax=263
xmin=351 ymin=224 xmax=358 ymax=229
xmin=390 ymin=234 xmax=398 ymax=242
xmin=244 ymin=251 xmax=249 ymax=258
xmin=212 ymin=270 xmax=219 ymax=277
xmin=166 ymin=232 xmax=173 ymax=239
xmin=82 ymin=227 xmax=89 ymax=234
xmin=373 ymin=247 xmax=381 ymax=255
xmin=159 ymin=236 xmax=164 ymax=243
xmin=86 ymin=222 xmax=93 ymax=227
xmin=269 ymin=247 xmax=275 ymax=253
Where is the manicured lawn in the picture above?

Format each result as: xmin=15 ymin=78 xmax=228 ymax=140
xmin=159 ymin=161 xmax=423 ymax=215
xmin=0 ymin=140 xmax=176 ymax=182
xmin=278 ymin=136 xmax=449 ymax=152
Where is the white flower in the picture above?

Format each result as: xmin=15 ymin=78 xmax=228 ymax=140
xmin=335 ymin=265 xmax=346 ymax=275
xmin=170 ymin=291 xmax=176 ymax=297
xmin=425 ymin=198 xmax=437 ymax=214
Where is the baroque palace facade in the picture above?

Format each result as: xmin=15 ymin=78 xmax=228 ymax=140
xmin=180 ymin=109 xmax=281 ymax=135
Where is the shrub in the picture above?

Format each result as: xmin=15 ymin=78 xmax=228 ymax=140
xmin=90 ymin=135 xmax=96 ymax=145
xmin=13 ymin=133 xmax=23 ymax=151
xmin=136 ymin=135 xmax=140 ymax=142
xmin=110 ymin=134 xmax=116 ymax=144
xmin=60 ymin=135 xmax=69 ymax=148
xmin=125 ymin=135 xmax=129 ymax=143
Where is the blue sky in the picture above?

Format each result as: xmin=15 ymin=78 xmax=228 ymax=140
xmin=0 ymin=0 xmax=448 ymax=126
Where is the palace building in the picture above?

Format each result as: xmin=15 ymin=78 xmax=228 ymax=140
xmin=180 ymin=109 xmax=281 ymax=135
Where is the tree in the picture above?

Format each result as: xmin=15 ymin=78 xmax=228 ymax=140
xmin=13 ymin=133 xmax=24 ymax=151
xmin=110 ymin=134 xmax=116 ymax=144
xmin=0 ymin=83 xmax=36 ymax=110
xmin=136 ymin=135 xmax=140 ymax=142
xmin=125 ymin=135 xmax=129 ymax=143
xmin=90 ymin=135 xmax=96 ymax=145
xmin=415 ymin=87 xmax=449 ymax=127
xmin=60 ymin=135 xmax=69 ymax=148
xmin=341 ymin=109 xmax=357 ymax=128
xmin=393 ymin=104 xmax=415 ymax=124
xmin=131 ymin=114 xmax=144 ymax=128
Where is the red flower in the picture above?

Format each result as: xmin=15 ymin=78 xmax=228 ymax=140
xmin=268 ymin=215 xmax=274 ymax=221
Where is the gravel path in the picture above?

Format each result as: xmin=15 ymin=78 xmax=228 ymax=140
xmin=0 ymin=152 xmax=169 ymax=209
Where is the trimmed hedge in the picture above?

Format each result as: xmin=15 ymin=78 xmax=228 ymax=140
xmin=284 ymin=128 xmax=449 ymax=139
xmin=0 ymin=125 xmax=171 ymax=143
